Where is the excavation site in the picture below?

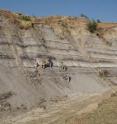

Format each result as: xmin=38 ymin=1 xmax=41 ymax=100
xmin=0 ymin=10 xmax=117 ymax=124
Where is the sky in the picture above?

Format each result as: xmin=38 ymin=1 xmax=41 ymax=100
xmin=0 ymin=0 xmax=116 ymax=22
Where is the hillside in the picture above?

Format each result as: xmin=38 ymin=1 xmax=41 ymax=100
xmin=0 ymin=10 xmax=117 ymax=124
xmin=66 ymin=92 xmax=117 ymax=124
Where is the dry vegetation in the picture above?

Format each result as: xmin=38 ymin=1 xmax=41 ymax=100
xmin=1 ymin=9 xmax=117 ymax=31
xmin=66 ymin=92 xmax=117 ymax=124
xmin=72 ymin=93 xmax=117 ymax=124
xmin=0 ymin=10 xmax=35 ymax=30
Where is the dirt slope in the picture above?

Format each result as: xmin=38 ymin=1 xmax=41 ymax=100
xmin=0 ymin=10 xmax=117 ymax=123
xmin=65 ymin=92 xmax=117 ymax=124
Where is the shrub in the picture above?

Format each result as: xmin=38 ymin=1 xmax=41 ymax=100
xmin=87 ymin=20 xmax=98 ymax=33
xmin=20 ymin=15 xmax=31 ymax=21
xmin=15 ymin=12 xmax=23 ymax=16
xmin=19 ymin=21 xmax=32 ymax=30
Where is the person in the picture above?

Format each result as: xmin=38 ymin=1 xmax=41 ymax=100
xmin=42 ymin=60 xmax=47 ymax=69
xmin=63 ymin=74 xmax=68 ymax=80
xmin=36 ymin=62 xmax=39 ymax=67
xmin=63 ymin=73 xmax=71 ymax=83
xmin=48 ymin=58 xmax=53 ymax=69
xmin=63 ymin=65 xmax=67 ymax=71
xmin=59 ymin=62 xmax=64 ymax=71
xmin=35 ymin=58 xmax=40 ymax=67
xmin=41 ymin=58 xmax=54 ymax=69
xmin=68 ymin=76 xmax=71 ymax=82
xmin=35 ymin=58 xmax=41 ymax=76
xmin=60 ymin=62 xmax=67 ymax=71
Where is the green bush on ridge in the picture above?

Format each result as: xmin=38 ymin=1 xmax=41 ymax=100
xmin=87 ymin=20 xmax=98 ymax=33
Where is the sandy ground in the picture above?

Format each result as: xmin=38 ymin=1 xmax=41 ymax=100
xmin=3 ymin=87 xmax=115 ymax=124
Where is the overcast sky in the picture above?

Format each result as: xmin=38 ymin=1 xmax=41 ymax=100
xmin=0 ymin=0 xmax=116 ymax=22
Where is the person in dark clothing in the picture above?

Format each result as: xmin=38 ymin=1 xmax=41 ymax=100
xmin=68 ymin=76 xmax=71 ymax=82
xmin=36 ymin=62 xmax=39 ymax=67
xmin=63 ymin=66 xmax=68 ymax=71
xmin=48 ymin=58 xmax=53 ymax=68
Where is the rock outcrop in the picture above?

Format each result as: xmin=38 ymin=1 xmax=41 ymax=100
xmin=0 ymin=10 xmax=117 ymax=116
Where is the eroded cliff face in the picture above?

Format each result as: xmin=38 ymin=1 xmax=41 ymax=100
xmin=0 ymin=10 xmax=117 ymax=117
